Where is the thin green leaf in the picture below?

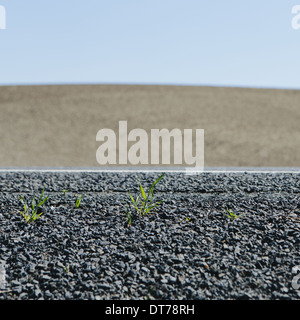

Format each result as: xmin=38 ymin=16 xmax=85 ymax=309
xmin=139 ymin=183 xmax=147 ymax=200
xmin=147 ymin=173 xmax=165 ymax=201
xmin=37 ymin=211 xmax=44 ymax=218
xmin=38 ymin=196 xmax=48 ymax=207
xmin=19 ymin=195 xmax=25 ymax=205
xmin=38 ymin=187 xmax=45 ymax=203
xmin=148 ymin=201 xmax=162 ymax=209
xmin=75 ymin=195 xmax=82 ymax=208
xmin=30 ymin=212 xmax=36 ymax=222
xmin=20 ymin=195 xmax=28 ymax=213
xmin=129 ymin=193 xmax=140 ymax=211
xmin=151 ymin=173 xmax=165 ymax=189
xmin=31 ymin=198 xmax=36 ymax=212
xmin=129 ymin=192 xmax=136 ymax=206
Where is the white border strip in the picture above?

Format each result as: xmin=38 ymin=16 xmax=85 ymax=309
xmin=0 ymin=167 xmax=299 ymax=174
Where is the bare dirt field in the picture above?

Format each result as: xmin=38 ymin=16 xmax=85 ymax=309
xmin=0 ymin=84 xmax=299 ymax=168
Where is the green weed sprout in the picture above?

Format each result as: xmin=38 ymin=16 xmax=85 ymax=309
xmin=62 ymin=264 xmax=70 ymax=273
xmin=224 ymin=209 xmax=242 ymax=220
xmin=125 ymin=205 xmax=132 ymax=227
xmin=19 ymin=187 xmax=48 ymax=223
xmin=74 ymin=194 xmax=82 ymax=208
xmin=129 ymin=173 xmax=165 ymax=217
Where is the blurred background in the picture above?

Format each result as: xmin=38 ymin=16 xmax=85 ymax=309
xmin=0 ymin=1 xmax=299 ymax=168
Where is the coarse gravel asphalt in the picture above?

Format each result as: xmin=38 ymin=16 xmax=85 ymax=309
xmin=0 ymin=170 xmax=299 ymax=300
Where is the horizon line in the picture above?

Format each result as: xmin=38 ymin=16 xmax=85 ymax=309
xmin=0 ymin=82 xmax=299 ymax=91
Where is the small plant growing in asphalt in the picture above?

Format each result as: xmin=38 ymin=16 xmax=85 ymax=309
xmin=125 ymin=205 xmax=132 ymax=227
xmin=19 ymin=187 xmax=48 ymax=223
xmin=224 ymin=209 xmax=242 ymax=220
xmin=125 ymin=173 xmax=165 ymax=226
xmin=74 ymin=194 xmax=82 ymax=208
xmin=129 ymin=173 xmax=165 ymax=217
xmin=62 ymin=264 xmax=70 ymax=273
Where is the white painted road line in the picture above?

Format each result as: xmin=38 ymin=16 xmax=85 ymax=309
xmin=0 ymin=167 xmax=299 ymax=174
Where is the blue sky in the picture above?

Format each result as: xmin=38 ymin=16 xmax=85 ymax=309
xmin=0 ymin=0 xmax=299 ymax=88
